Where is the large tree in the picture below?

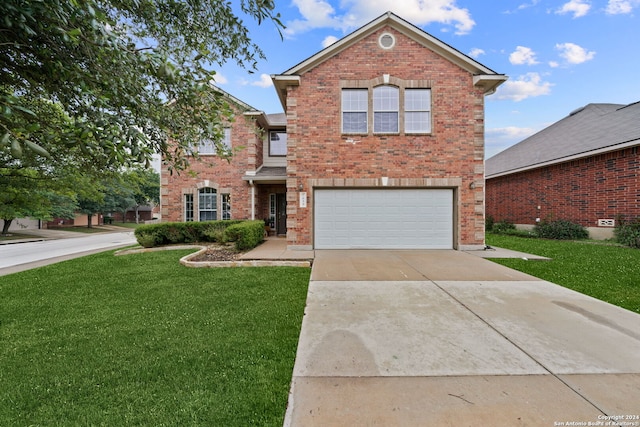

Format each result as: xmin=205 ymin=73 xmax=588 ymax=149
xmin=0 ymin=97 xmax=99 ymax=234
xmin=0 ymin=0 xmax=283 ymax=171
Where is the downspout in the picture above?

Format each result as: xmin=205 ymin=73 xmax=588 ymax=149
xmin=249 ymin=180 xmax=255 ymax=220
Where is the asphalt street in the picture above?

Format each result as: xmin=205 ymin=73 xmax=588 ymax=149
xmin=0 ymin=231 xmax=137 ymax=276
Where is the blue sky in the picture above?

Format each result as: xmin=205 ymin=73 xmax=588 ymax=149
xmin=215 ymin=0 xmax=640 ymax=159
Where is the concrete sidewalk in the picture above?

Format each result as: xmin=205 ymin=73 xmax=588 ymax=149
xmin=239 ymin=237 xmax=314 ymax=261
xmin=284 ymin=250 xmax=640 ymax=426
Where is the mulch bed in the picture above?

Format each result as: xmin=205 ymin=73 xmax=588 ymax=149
xmin=188 ymin=244 xmax=245 ymax=262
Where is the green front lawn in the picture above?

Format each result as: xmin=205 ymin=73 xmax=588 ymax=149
xmin=487 ymin=233 xmax=640 ymax=314
xmin=0 ymin=250 xmax=310 ymax=426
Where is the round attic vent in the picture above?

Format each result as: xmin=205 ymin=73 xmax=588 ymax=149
xmin=378 ymin=33 xmax=395 ymax=49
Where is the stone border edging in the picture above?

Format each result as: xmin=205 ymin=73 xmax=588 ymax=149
xmin=114 ymin=245 xmax=311 ymax=268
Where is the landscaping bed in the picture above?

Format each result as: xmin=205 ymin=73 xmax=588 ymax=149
xmin=188 ymin=243 xmax=245 ymax=262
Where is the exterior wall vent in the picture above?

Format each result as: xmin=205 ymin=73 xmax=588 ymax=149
xmin=597 ymin=219 xmax=615 ymax=227
xmin=379 ymin=33 xmax=395 ymax=49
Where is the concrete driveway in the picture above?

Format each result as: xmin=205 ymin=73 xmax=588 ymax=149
xmin=285 ymin=250 xmax=640 ymax=426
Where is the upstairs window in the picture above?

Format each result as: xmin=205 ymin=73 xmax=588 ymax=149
xmin=198 ymin=128 xmax=231 ymax=155
xmin=341 ymin=89 xmax=368 ymax=133
xmin=405 ymin=89 xmax=431 ymax=133
xmin=269 ymin=131 xmax=287 ymax=156
xmin=373 ymin=85 xmax=399 ymax=133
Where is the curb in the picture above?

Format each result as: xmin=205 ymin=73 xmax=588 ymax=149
xmin=115 ymin=245 xmax=312 ymax=268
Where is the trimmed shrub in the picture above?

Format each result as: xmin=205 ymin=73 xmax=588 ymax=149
xmin=134 ymin=220 xmax=246 ymax=247
xmin=534 ymin=219 xmax=588 ymax=240
xmin=492 ymin=220 xmax=516 ymax=234
xmin=485 ymin=215 xmax=495 ymax=233
xmin=202 ymin=221 xmax=233 ymax=243
xmin=614 ymin=218 xmax=640 ymax=249
xmin=137 ymin=232 xmax=159 ymax=248
xmin=223 ymin=220 xmax=265 ymax=250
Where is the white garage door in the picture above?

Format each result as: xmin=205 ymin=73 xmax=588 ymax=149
xmin=314 ymin=189 xmax=453 ymax=249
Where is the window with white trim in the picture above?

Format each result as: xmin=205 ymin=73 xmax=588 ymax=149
xmin=198 ymin=187 xmax=217 ymax=221
xmin=198 ymin=128 xmax=231 ymax=155
xmin=341 ymin=89 xmax=368 ymax=133
xmin=269 ymin=131 xmax=287 ymax=156
xmin=221 ymin=194 xmax=231 ymax=220
xmin=405 ymin=89 xmax=431 ymax=133
xmin=373 ymin=85 xmax=399 ymax=133
xmin=184 ymin=194 xmax=194 ymax=222
xmin=268 ymin=194 xmax=276 ymax=229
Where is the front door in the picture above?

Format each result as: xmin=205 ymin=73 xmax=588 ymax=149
xmin=276 ymin=193 xmax=287 ymax=235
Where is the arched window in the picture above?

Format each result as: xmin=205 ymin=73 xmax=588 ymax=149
xmin=373 ymin=85 xmax=399 ymax=133
xmin=198 ymin=187 xmax=217 ymax=221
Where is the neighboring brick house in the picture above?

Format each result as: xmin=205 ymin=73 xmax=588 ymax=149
xmin=161 ymin=12 xmax=506 ymax=250
xmin=161 ymin=92 xmax=286 ymax=230
xmin=486 ymin=102 xmax=640 ymax=239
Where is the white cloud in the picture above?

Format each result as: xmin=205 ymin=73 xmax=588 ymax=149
xmin=250 ymin=74 xmax=274 ymax=88
xmin=556 ymin=0 xmax=591 ymax=18
xmin=212 ymin=73 xmax=228 ymax=85
xmin=509 ymin=46 xmax=539 ymax=65
xmin=469 ymin=48 xmax=485 ymax=58
xmin=283 ymin=0 xmax=339 ymax=37
xmin=322 ymin=35 xmax=339 ymax=48
xmin=284 ymin=0 xmax=476 ymax=37
xmin=555 ymin=42 xmax=595 ymax=64
xmin=518 ymin=0 xmax=540 ymax=10
xmin=548 ymin=61 xmax=560 ymax=68
xmin=606 ymin=0 xmax=640 ymax=14
xmin=485 ymin=126 xmax=537 ymax=157
xmin=503 ymin=0 xmax=540 ymax=14
xmin=487 ymin=126 xmax=536 ymax=141
xmin=494 ymin=72 xmax=553 ymax=102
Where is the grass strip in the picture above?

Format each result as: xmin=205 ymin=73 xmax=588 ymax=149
xmin=487 ymin=233 xmax=640 ymax=314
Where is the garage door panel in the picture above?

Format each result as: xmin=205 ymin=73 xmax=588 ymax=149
xmin=314 ymin=189 xmax=453 ymax=249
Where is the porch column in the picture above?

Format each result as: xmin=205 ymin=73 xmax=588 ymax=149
xmin=249 ymin=180 xmax=255 ymax=220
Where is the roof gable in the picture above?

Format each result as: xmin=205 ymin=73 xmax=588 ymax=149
xmin=486 ymin=102 xmax=640 ymax=178
xmin=272 ymin=11 xmax=506 ymax=108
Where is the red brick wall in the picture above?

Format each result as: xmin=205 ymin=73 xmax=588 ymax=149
xmin=285 ymin=26 xmax=487 ymax=248
xmin=486 ymin=147 xmax=640 ymax=227
xmin=161 ymin=114 xmax=258 ymax=222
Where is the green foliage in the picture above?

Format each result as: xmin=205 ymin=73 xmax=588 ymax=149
xmin=133 ymin=220 xmax=255 ymax=248
xmin=223 ymin=220 xmax=265 ymax=250
xmin=0 ymin=250 xmax=310 ymax=425
xmin=202 ymin=220 xmax=232 ymax=242
xmin=485 ymin=215 xmax=495 ymax=232
xmin=485 ymin=218 xmax=533 ymax=238
xmin=0 ymin=0 xmax=284 ymax=171
xmin=492 ymin=219 xmax=516 ymax=233
xmin=615 ymin=218 xmax=640 ymax=249
xmin=136 ymin=233 xmax=157 ymax=248
xmin=534 ymin=219 xmax=588 ymax=240
xmin=487 ymin=233 xmax=640 ymax=313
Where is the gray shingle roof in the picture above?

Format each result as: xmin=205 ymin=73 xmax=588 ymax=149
xmin=486 ymin=102 xmax=640 ymax=178
xmin=266 ymin=113 xmax=286 ymax=127
xmin=242 ymin=166 xmax=287 ymax=182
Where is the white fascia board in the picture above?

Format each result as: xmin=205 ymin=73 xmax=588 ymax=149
xmin=272 ymin=75 xmax=301 ymax=111
xmin=473 ymin=74 xmax=508 ymax=95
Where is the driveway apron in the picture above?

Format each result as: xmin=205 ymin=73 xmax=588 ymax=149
xmin=284 ymin=250 xmax=640 ymax=426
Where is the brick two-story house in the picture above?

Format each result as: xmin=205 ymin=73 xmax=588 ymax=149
xmin=161 ymin=12 xmax=506 ymax=250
